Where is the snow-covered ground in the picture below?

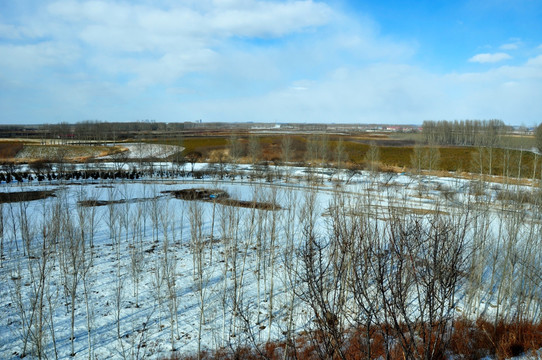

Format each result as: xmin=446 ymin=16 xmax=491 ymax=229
xmin=101 ymin=143 xmax=183 ymax=160
xmin=13 ymin=142 xmax=181 ymax=161
xmin=0 ymin=166 xmax=541 ymax=359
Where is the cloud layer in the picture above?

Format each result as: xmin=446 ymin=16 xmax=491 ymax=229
xmin=1 ymin=0 xmax=542 ymax=125
xmin=469 ymin=52 xmax=512 ymax=63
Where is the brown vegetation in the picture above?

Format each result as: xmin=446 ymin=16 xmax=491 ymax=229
xmin=164 ymin=188 xmax=229 ymax=200
xmin=0 ymin=141 xmax=24 ymax=159
xmin=156 ymin=134 xmax=541 ymax=180
xmin=0 ymin=190 xmax=56 ymax=203
xmin=166 ymin=319 xmax=542 ymax=360
xmin=164 ymin=188 xmax=282 ymax=210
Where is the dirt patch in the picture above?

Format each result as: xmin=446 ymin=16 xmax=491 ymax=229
xmin=165 ymin=188 xmax=229 ymax=200
xmin=78 ymin=199 xmax=116 ymax=207
xmin=78 ymin=196 xmax=163 ymax=207
xmin=164 ymin=188 xmax=282 ymax=210
xmin=323 ymin=204 xmax=447 ymax=218
xmin=217 ymin=198 xmax=281 ymax=210
xmin=0 ymin=190 xmax=56 ymax=203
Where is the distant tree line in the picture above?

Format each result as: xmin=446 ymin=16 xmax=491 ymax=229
xmin=0 ymin=120 xmax=191 ymax=143
xmin=42 ymin=120 xmax=188 ymax=144
xmin=422 ymin=119 xmax=506 ymax=146
xmin=0 ymin=120 xmax=277 ymax=142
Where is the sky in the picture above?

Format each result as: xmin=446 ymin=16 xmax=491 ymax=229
xmin=1 ymin=0 xmax=541 ymax=126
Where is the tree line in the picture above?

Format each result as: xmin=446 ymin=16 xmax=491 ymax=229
xmin=421 ymin=119 xmax=506 ymax=146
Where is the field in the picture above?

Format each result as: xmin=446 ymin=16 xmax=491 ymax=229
xmin=153 ymin=134 xmax=542 ymax=179
xmin=2 ymin=133 xmax=540 ymax=183
xmin=1 ymin=160 xmax=542 ymax=359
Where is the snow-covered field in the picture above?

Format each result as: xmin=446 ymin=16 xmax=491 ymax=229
xmin=13 ymin=142 xmax=181 ymax=162
xmin=0 ymin=165 xmax=541 ymax=359
xmin=102 ymin=143 xmax=183 ymax=160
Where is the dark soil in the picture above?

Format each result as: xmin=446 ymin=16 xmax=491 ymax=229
xmin=217 ymin=198 xmax=281 ymax=210
xmin=78 ymin=199 xmax=113 ymax=207
xmin=164 ymin=188 xmax=281 ymax=210
xmin=78 ymin=196 xmax=162 ymax=207
xmin=0 ymin=190 xmax=56 ymax=203
xmin=163 ymin=188 xmax=229 ymax=200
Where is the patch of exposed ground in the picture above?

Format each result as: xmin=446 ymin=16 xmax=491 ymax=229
xmin=165 ymin=188 xmax=229 ymax=200
xmin=78 ymin=196 xmax=163 ymax=207
xmin=0 ymin=190 xmax=56 ymax=203
xmin=164 ymin=188 xmax=282 ymax=210
xmin=323 ymin=204 xmax=448 ymax=218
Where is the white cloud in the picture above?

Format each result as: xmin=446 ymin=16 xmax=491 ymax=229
xmin=2 ymin=1 xmax=542 ymax=125
xmin=468 ymin=52 xmax=512 ymax=63
xmin=0 ymin=42 xmax=80 ymax=70
xmin=500 ymin=39 xmax=522 ymax=50
xmin=16 ymin=0 xmax=336 ymax=87
xmin=525 ymin=54 xmax=542 ymax=68
xmin=173 ymin=55 xmax=542 ymax=124
xmin=46 ymin=0 xmax=333 ymax=46
xmin=208 ymin=1 xmax=333 ymax=38
xmin=500 ymin=43 xmax=519 ymax=50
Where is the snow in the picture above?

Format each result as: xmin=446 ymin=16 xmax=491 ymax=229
xmin=0 ymin=165 xmax=541 ymax=359
xmin=102 ymin=143 xmax=183 ymax=160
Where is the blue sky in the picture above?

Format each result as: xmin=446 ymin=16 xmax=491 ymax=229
xmin=1 ymin=0 xmax=541 ymax=125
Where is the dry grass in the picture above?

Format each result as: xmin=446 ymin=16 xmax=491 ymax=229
xmin=0 ymin=141 xmax=24 ymax=159
xmin=451 ymin=319 xmax=542 ymax=359
xmin=167 ymin=319 xmax=542 ymax=360
xmin=176 ymin=137 xmax=228 ymax=156
xmin=166 ymin=134 xmax=542 ymax=182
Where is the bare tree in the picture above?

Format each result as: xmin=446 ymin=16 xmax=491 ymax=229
xmin=281 ymin=136 xmax=293 ymax=181
xmin=185 ymin=151 xmax=202 ymax=175
xmin=426 ymin=146 xmax=441 ymax=172
xmin=365 ymin=142 xmax=380 ymax=174
xmin=161 ymin=199 xmax=180 ymax=351
xmin=58 ymin=197 xmax=85 ymax=357
xmin=304 ymin=136 xmax=320 ymax=184
xmin=111 ymin=147 xmax=129 ymax=172
xmin=229 ymin=134 xmax=243 ymax=170
xmin=219 ymin=202 xmax=241 ymax=345
xmin=297 ymin=187 xmax=351 ymax=359
xmin=189 ymin=200 xmax=209 ymax=358
xmin=411 ymin=145 xmax=425 ymax=175
xmin=278 ymin=188 xmax=300 ymax=359
xmin=333 ymin=138 xmax=347 ymax=181
xmin=76 ymin=189 xmax=96 ymax=360
xmin=129 ymin=204 xmax=145 ymax=309
xmin=376 ymin=207 xmax=470 ymax=359
xmin=267 ymin=189 xmax=279 ymax=342
xmin=9 ymin=200 xmax=54 ymax=359
xmin=535 ymin=122 xmax=542 ymax=154
xmin=248 ymin=135 xmax=262 ymax=166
